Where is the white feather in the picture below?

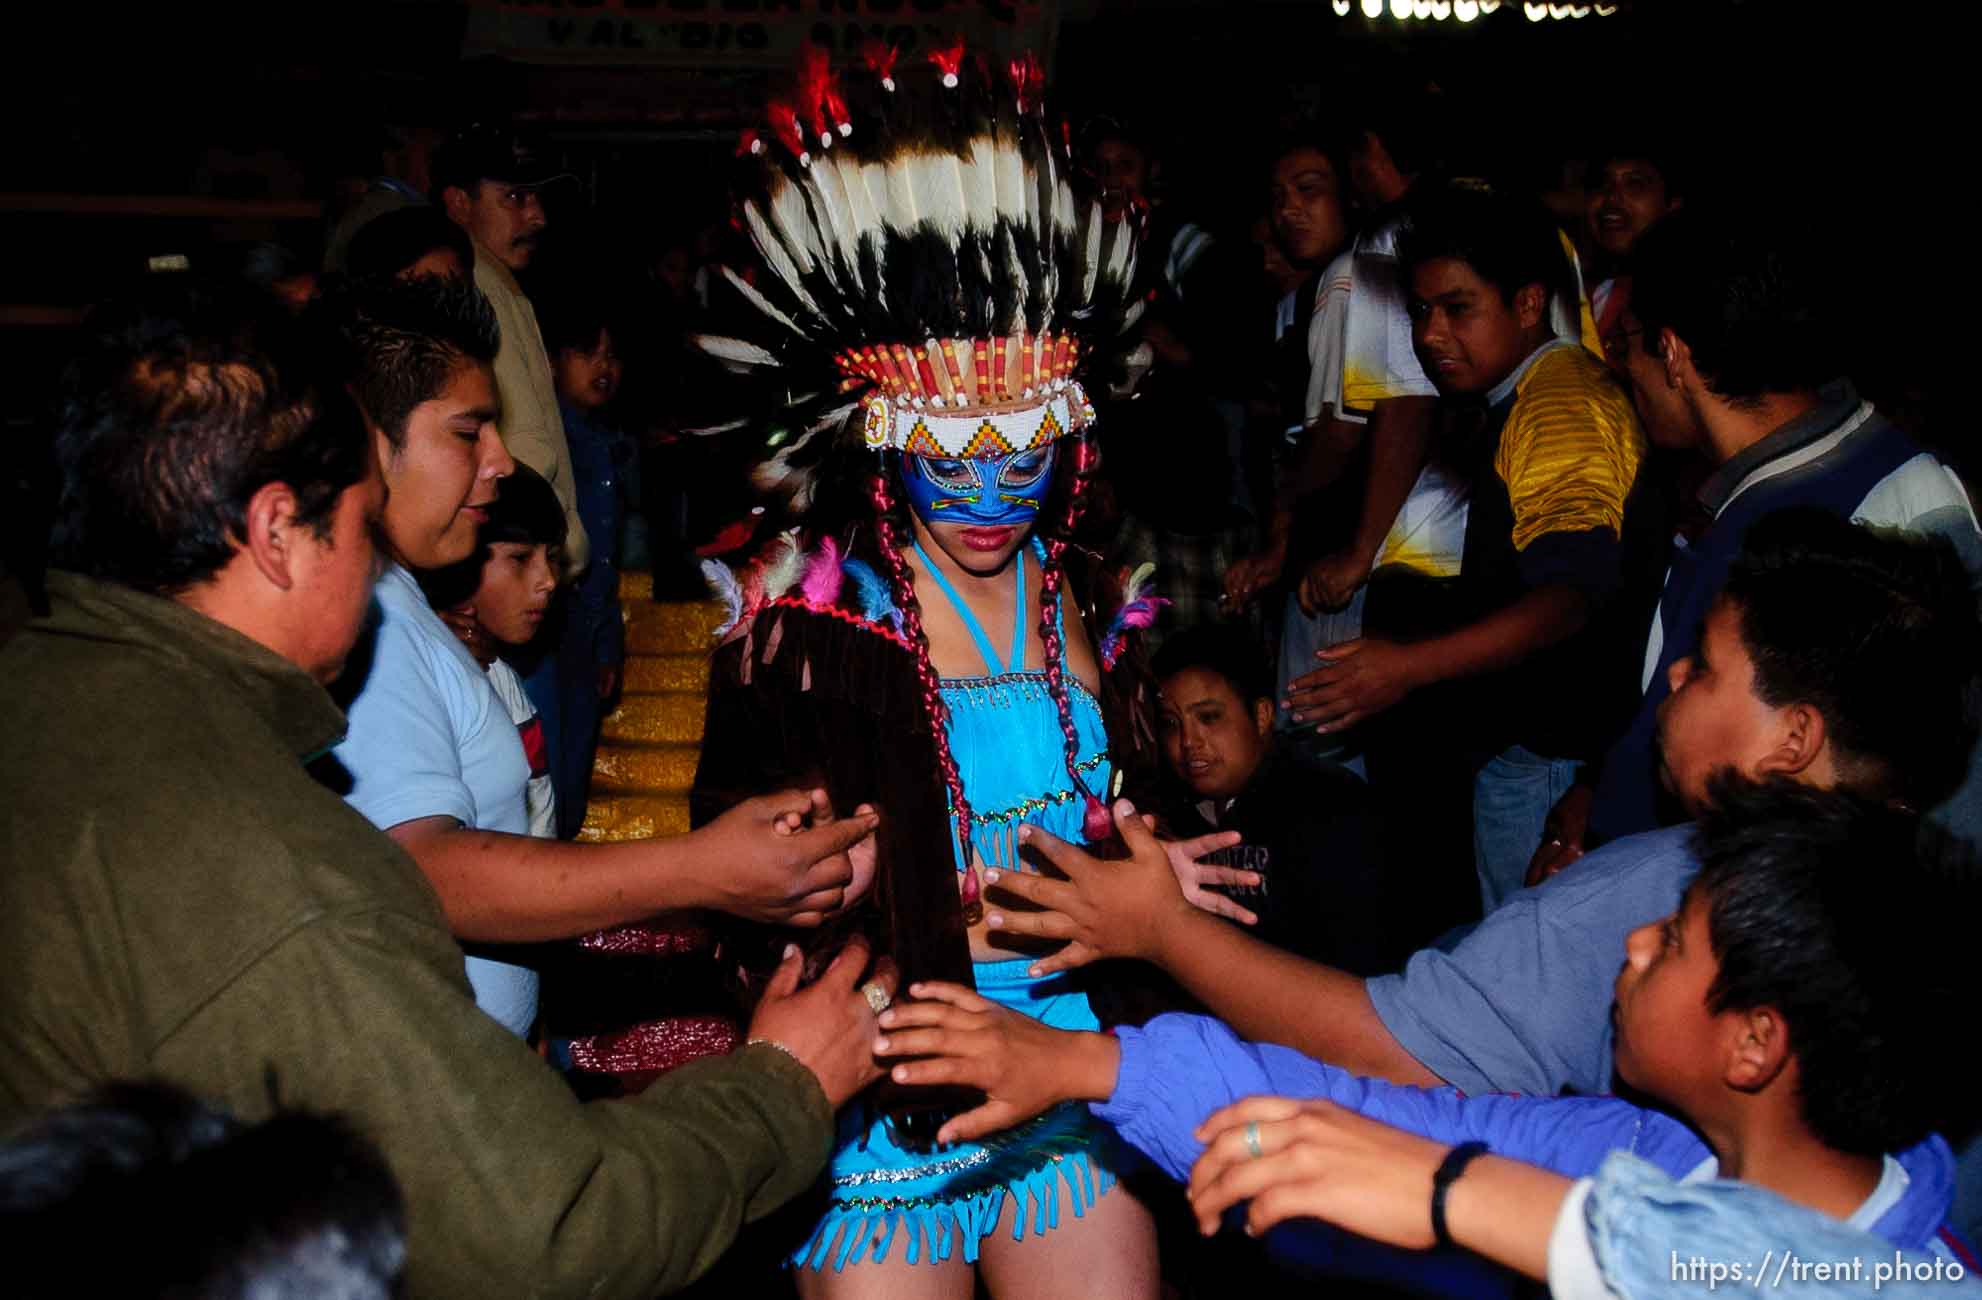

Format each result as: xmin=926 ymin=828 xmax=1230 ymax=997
xmin=807 ymin=400 xmax=859 ymax=434
xmin=830 ymin=155 xmax=887 ymax=304
xmin=992 ymin=131 xmax=1030 ymax=325
xmin=742 ymin=200 xmax=825 ymax=321
xmin=805 ymin=160 xmax=861 ymax=297
xmin=962 ymin=138 xmax=999 ymax=236
xmin=681 ymin=416 xmax=754 ymax=436
xmin=1079 ymin=200 xmax=1103 ymax=304
xmin=692 ymin=334 xmax=782 ymax=370
xmin=1053 ymin=179 xmax=1079 ymax=252
xmin=905 ymin=151 xmax=968 ymax=246
xmin=749 ymin=431 xmax=822 ymax=506
xmin=719 ymin=263 xmax=810 ymax=341
xmin=1031 ymin=136 xmax=1061 ymax=324
xmin=854 ymin=161 xmax=891 ymax=231
xmin=990 ymin=133 xmax=1029 ymax=226
xmin=880 ymin=152 xmax=921 ymax=235
xmin=768 ymin=181 xmax=829 ymax=281
xmin=702 ymin=559 xmax=744 ymax=637
xmin=1103 ymin=212 xmax=1134 ymax=294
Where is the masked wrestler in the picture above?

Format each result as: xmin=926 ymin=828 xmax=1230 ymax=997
xmin=684 ymin=41 xmax=1251 ymax=1300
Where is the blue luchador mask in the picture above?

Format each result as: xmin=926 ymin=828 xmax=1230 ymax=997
xmin=899 ymin=443 xmax=1058 ymax=528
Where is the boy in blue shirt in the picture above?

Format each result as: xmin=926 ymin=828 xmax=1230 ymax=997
xmin=1172 ymin=781 xmax=1978 ymax=1288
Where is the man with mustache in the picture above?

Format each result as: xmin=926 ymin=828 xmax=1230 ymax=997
xmin=435 ymin=123 xmax=589 ymax=576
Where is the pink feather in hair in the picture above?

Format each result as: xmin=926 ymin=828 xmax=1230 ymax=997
xmin=1099 ymin=561 xmax=1168 ymax=671
xmin=800 ymin=536 xmax=845 ymax=607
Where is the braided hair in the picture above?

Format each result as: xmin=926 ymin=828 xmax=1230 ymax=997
xmin=1031 ymin=434 xmax=1111 ymax=839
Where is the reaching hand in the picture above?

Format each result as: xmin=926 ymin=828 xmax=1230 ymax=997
xmin=1297 ymin=548 xmax=1375 ymax=616
xmin=746 ymin=937 xmax=895 ymax=1109
xmin=1524 ymin=783 xmax=1593 ymax=888
xmin=1283 ymin=638 xmax=1420 ymax=733
xmin=1187 ymin=1096 xmax=1449 ymax=1245
xmin=1223 ymin=542 xmax=1287 ymax=612
xmin=694 ymin=788 xmax=880 ymax=927
xmin=871 ymin=981 xmax=1120 ymax=1144
xmin=982 ymin=799 xmax=1235 ymax=977
xmin=1158 ymin=820 xmax=1258 ymax=926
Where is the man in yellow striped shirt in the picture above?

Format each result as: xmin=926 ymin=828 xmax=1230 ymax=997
xmin=1287 ymin=185 xmax=1655 ymax=915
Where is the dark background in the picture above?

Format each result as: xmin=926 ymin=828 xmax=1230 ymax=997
xmin=0 ymin=0 xmax=1960 ymax=452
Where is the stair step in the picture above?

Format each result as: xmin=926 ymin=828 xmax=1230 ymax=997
xmin=620 ymin=652 xmax=711 ymax=696
xmin=579 ymin=792 xmax=693 ymax=842
xmin=591 ymin=742 xmax=701 ymax=795
xmin=624 ymin=599 xmax=727 ymax=656
xmin=599 ymin=693 xmax=708 ymax=745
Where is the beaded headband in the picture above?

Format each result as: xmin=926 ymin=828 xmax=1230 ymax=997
xmin=687 ymin=41 xmax=1139 ymax=511
xmin=861 ymin=382 xmax=1092 ymax=458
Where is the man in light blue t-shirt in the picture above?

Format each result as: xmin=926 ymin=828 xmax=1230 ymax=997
xmin=338 ymin=560 xmax=538 ymax=1032
xmin=325 ymin=275 xmax=883 ymax=1035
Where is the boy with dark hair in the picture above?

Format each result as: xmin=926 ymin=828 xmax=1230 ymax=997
xmin=1172 ymin=780 xmax=1978 ymax=1290
xmin=419 ymin=462 xmax=568 ymax=839
xmin=1286 ymin=184 xmax=1653 ymax=912
xmin=531 ymin=294 xmax=632 ymax=837
xmin=1151 ymin=624 xmax=1401 ymax=973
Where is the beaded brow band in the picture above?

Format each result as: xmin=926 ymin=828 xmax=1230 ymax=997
xmin=837 ymin=332 xmax=1080 ymax=409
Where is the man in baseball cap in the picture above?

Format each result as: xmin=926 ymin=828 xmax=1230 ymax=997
xmin=433 ymin=123 xmax=591 ymax=581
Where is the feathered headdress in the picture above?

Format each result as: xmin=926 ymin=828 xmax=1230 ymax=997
xmin=690 ymin=40 xmax=1140 ymax=517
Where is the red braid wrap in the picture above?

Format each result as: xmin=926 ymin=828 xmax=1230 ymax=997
xmin=1035 ymin=434 xmax=1113 ymax=841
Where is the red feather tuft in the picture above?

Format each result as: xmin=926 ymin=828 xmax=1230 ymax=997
xmin=1009 ymin=52 xmax=1045 ymax=111
xmin=764 ymin=99 xmax=806 ymax=160
xmin=794 ymin=44 xmax=834 ymax=146
xmin=695 ymin=516 xmax=759 ymax=557
xmin=927 ymin=37 xmax=966 ymax=85
xmin=860 ymin=37 xmax=900 ymax=86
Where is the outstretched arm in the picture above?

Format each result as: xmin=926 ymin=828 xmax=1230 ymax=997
xmin=1099 ymin=1013 xmax=1666 ymax=1190
xmin=987 ymin=802 xmax=1439 ymax=1085
xmin=1189 ymin=1097 xmax=1569 ymax=1284
xmin=387 ymin=788 xmax=876 ymax=941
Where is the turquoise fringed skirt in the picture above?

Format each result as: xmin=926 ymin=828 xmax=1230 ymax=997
xmin=795 ymin=597 xmax=1121 ymax=1272
xmin=792 ymin=957 xmax=1120 ymax=1271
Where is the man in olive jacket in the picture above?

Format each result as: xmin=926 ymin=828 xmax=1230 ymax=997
xmin=0 ymin=285 xmax=888 ymax=1297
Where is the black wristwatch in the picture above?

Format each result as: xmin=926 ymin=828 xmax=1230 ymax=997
xmin=1430 ymin=1140 xmax=1490 ymax=1249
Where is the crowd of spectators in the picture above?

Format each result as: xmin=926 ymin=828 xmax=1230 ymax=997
xmin=3 ymin=49 xmax=1981 ymax=1300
